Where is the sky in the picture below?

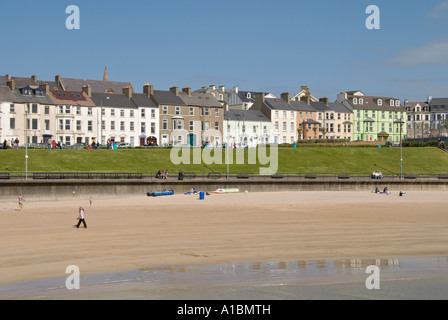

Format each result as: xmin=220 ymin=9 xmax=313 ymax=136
xmin=0 ymin=0 xmax=448 ymax=101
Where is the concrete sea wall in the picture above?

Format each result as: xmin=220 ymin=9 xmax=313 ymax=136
xmin=1 ymin=178 xmax=447 ymax=201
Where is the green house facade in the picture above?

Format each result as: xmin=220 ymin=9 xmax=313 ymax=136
xmin=337 ymin=91 xmax=407 ymax=142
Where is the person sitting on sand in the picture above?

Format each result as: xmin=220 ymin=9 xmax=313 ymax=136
xmin=383 ymin=187 xmax=390 ymax=195
xmin=375 ymin=187 xmax=380 ymax=194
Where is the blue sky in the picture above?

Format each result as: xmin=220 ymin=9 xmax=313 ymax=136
xmin=0 ymin=0 xmax=447 ymax=101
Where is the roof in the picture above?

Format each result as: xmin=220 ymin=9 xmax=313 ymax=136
xmin=11 ymin=88 xmax=54 ymax=105
xmin=49 ymin=90 xmax=96 ymax=107
xmin=179 ymin=92 xmax=223 ymax=108
xmin=329 ymin=102 xmax=353 ymax=113
xmin=90 ymin=92 xmax=136 ymax=109
xmin=0 ymin=86 xmax=18 ymax=102
xmin=345 ymin=95 xmax=405 ymax=111
xmin=264 ymin=98 xmax=297 ymax=111
xmin=60 ymin=77 xmax=134 ymax=94
xmin=0 ymin=75 xmax=62 ymax=91
xmin=430 ymin=98 xmax=448 ymax=106
xmin=224 ymin=109 xmax=270 ymax=122
xmin=131 ymin=93 xmax=158 ymax=108
xmin=151 ymin=90 xmax=187 ymax=106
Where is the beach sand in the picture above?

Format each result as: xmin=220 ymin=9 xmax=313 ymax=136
xmin=1 ymin=190 xmax=448 ymax=285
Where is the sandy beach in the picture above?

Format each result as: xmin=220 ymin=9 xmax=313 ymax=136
xmin=1 ymin=190 xmax=448 ymax=285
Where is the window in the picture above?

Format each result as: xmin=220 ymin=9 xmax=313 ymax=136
xmin=65 ymin=120 xmax=71 ymax=130
xmin=141 ymin=122 xmax=146 ymax=133
xmin=299 ymin=112 xmax=303 ymax=118
xmin=378 ymin=99 xmax=382 ymax=106
xmin=120 ymin=109 xmax=125 ymax=117
xmin=10 ymin=118 xmax=15 ymax=129
xmin=44 ymin=106 xmax=49 ymax=114
xmin=204 ymin=121 xmax=209 ymax=131
xmin=76 ymin=107 xmax=81 ymax=115
xmin=215 ymin=122 xmax=219 ymax=131
xmin=291 ymin=111 xmax=294 ymax=119
xmin=10 ymin=104 xmax=15 ymax=113
xmin=76 ymin=120 xmax=81 ymax=131
xmin=390 ymin=100 xmax=395 ymax=107
xmin=130 ymin=110 xmax=134 ymax=117
xmin=45 ymin=119 xmax=50 ymax=130
xmin=290 ymin=122 xmax=294 ymax=131
xmin=162 ymin=106 xmax=168 ymax=115
xmin=174 ymin=120 xmax=183 ymax=130
xmin=215 ymin=108 xmax=219 ymax=117
xmin=59 ymin=119 xmax=64 ymax=130
xmin=204 ymin=108 xmax=210 ymax=116
xmin=88 ymin=107 xmax=93 ymax=115
xmin=162 ymin=120 xmax=168 ymax=130
xmin=359 ymin=98 xmax=363 ymax=105
xmin=71 ymin=93 xmax=81 ymax=98
xmin=282 ymin=136 xmax=286 ymax=144
xmin=338 ymin=124 xmax=341 ymax=133
xmin=111 ymin=109 xmax=115 ymax=116
xmin=282 ymin=122 xmax=287 ymax=131
xmin=396 ymin=100 xmax=400 ymax=107
xmin=141 ymin=108 xmax=145 ymax=118
xmin=65 ymin=136 xmax=71 ymax=145
xmin=151 ymin=122 xmax=156 ymax=134
xmin=65 ymin=106 xmax=71 ymax=114
xmin=32 ymin=104 xmax=38 ymax=113
xmin=151 ymin=109 xmax=156 ymax=119
xmin=120 ymin=121 xmax=125 ymax=131
xmin=275 ymin=121 xmax=279 ymax=130
xmin=275 ymin=111 xmax=279 ymax=119
xmin=111 ymin=121 xmax=115 ymax=130
xmin=88 ymin=121 xmax=93 ymax=132
xmin=353 ymin=98 xmax=358 ymax=104
xmin=102 ymin=109 xmax=106 ymax=116
xmin=283 ymin=111 xmax=287 ymax=118
xmin=57 ymin=92 xmax=67 ymax=98
xmin=189 ymin=107 xmax=194 ymax=116
xmin=189 ymin=120 xmax=194 ymax=131
xmin=130 ymin=122 xmax=134 ymax=131
xmin=102 ymin=120 xmax=105 ymax=130
xmin=175 ymin=106 xmax=180 ymax=115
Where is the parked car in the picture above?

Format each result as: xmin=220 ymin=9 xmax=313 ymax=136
xmin=117 ymin=142 xmax=132 ymax=148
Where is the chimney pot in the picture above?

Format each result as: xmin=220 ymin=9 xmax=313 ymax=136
xmin=281 ymin=92 xmax=290 ymax=103
xmin=143 ymin=83 xmax=154 ymax=97
xmin=319 ymin=97 xmax=329 ymax=106
xmin=6 ymin=79 xmax=15 ymax=92
xmin=82 ymin=85 xmax=92 ymax=97
xmin=182 ymin=87 xmax=192 ymax=96
xmin=220 ymin=85 xmax=225 ymax=92
xmin=170 ymin=86 xmax=179 ymax=96
xmin=122 ymin=86 xmax=132 ymax=98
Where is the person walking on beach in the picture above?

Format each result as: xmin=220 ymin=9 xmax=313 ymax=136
xmin=16 ymin=194 xmax=24 ymax=211
xmin=75 ymin=207 xmax=87 ymax=228
xmin=89 ymin=197 xmax=93 ymax=207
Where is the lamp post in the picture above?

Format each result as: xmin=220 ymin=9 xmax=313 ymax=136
xmin=394 ymin=118 xmax=404 ymax=179
xmin=25 ymin=104 xmax=29 ymax=180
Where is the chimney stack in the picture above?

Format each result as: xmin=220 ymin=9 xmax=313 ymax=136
xmin=233 ymin=86 xmax=239 ymax=94
xmin=55 ymin=75 xmax=61 ymax=85
xmin=281 ymin=92 xmax=290 ymax=103
xmin=210 ymin=85 xmax=216 ymax=90
xmin=82 ymin=85 xmax=92 ymax=97
xmin=170 ymin=86 xmax=179 ymax=96
xmin=319 ymin=97 xmax=329 ymax=106
xmin=6 ymin=79 xmax=15 ymax=92
xmin=31 ymin=75 xmax=37 ymax=82
xmin=220 ymin=85 xmax=225 ymax=92
xmin=40 ymin=83 xmax=50 ymax=94
xmin=123 ymin=86 xmax=132 ymax=98
xmin=255 ymin=92 xmax=265 ymax=104
xmin=143 ymin=83 xmax=154 ymax=97
xmin=300 ymin=96 xmax=310 ymax=105
xmin=6 ymin=74 xmax=11 ymax=81
xmin=182 ymin=87 xmax=192 ymax=96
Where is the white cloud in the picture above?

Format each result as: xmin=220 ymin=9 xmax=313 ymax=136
xmin=391 ymin=39 xmax=448 ymax=65
xmin=427 ymin=0 xmax=448 ymax=18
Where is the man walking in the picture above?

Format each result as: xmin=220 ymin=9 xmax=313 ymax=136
xmin=75 ymin=206 xmax=87 ymax=228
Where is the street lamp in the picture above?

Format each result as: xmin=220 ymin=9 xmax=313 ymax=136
xmin=394 ymin=118 xmax=404 ymax=179
xmin=25 ymin=104 xmax=29 ymax=180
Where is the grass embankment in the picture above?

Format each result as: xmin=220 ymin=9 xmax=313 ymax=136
xmin=0 ymin=147 xmax=447 ymax=175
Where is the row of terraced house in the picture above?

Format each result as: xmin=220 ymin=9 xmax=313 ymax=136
xmin=1 ymin=72 xmax=447 ymax=148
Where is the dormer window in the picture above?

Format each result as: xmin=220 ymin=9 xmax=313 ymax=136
xmin=246 ymin=92 xmax=251 ymax=99
xmin=22 ymin=86 xmax=33 ymax=96
xmin=377 ymin=99 xmax=382 ymax=106
xmin=353 ymin=98 xmax=358 ymax=104
xmin=390 ymin=100 xmax=395 ymax=107
xmin=57 ymin=92 xmax=67 ymax=98
xmin=395 ymin=100 xmax=400 ymax=107
xmin=35 ymin=88 xmax=45 ymax=96
xmin=359 ymin=98 xmax=363 ymax=105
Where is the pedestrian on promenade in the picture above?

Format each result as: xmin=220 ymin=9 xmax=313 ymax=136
xmin=75 ymin=207 xmax=87 ymax=228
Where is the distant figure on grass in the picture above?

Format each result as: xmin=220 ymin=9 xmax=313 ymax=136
xmin=74 ymin=207 xmax=87 ymax=228
xmin=16 ymin=194 xmax=25 ymax=211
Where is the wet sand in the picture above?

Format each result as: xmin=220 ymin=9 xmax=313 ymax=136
xmin=1 ymin=190 xmax=448 ymax=285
